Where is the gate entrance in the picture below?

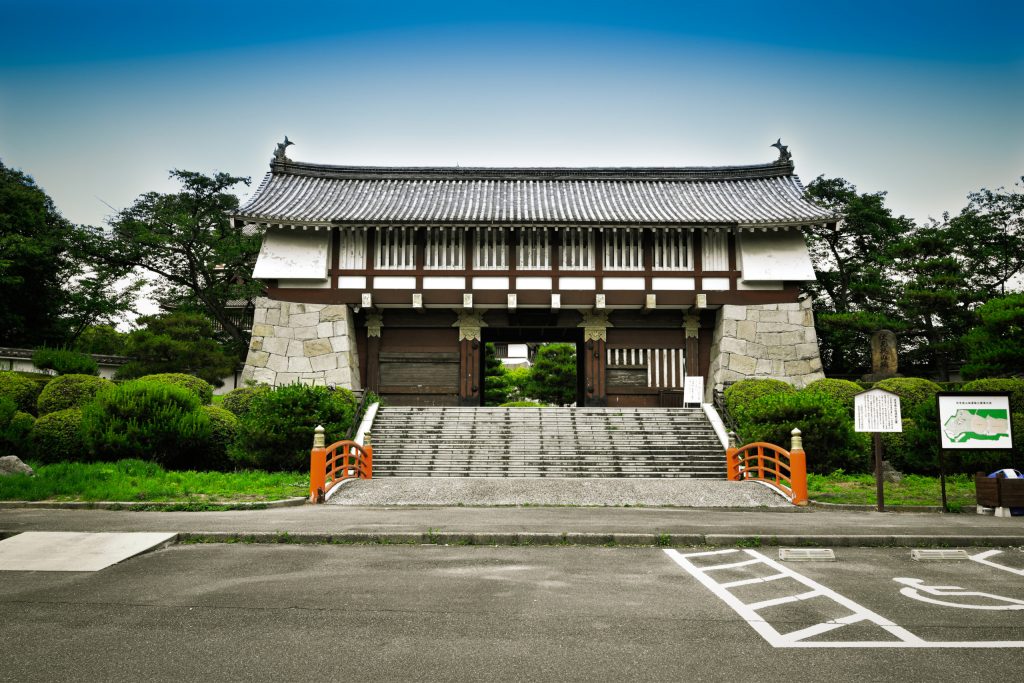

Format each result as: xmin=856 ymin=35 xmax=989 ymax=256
xmin=481 ymin=327 xmax=584 ymax=407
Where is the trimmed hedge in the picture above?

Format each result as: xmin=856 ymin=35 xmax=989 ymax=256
xmin=725 ymin=379 xmax=795 ymax=419
xmin=200 ymin=405 xmax=238 ymax=471
xmin=36 ymin=374 xmax=111 ymax=416
xmin=137 ymin=373 xmax=214 ymax=405
xmin=801 ymin=378 xmax=863 ymax=414
xmin=736 ymin=391 xmax=869 ymax=475
xmin=220 ymin=385 xmax=271 ymax=418
xmin=1 ymin=397 xmax=35 ymax=457
xmin=30 ymin=408 xmax=87 ymax=463
xmin=82 ymin=381 xmax=212 ymax=469
xmin=229 ymin=384 xmax=358 ymax=471
xmin=873 ymin=377 xmax=943 ymax=415
xmin=0 ymin=371 xmax=43 ymax=415
xmin=32 ymin=347 xmax=99 ymax=376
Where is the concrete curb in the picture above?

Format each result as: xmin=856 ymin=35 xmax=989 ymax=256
xmin=0 ymin=497 xmax=308 ymax=511
xmin=170 ymin=530 xmax=1024 ymax=548
xmin=808 ymin=500 xmax=974 ymax=514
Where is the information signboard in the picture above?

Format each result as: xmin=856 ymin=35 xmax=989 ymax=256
xmin=937 ymin=394 xmax=1013 ymax=450
xmin=854 ymin=388 xmax=903 ymax=433
xmin=683 ymin=376 xmax=704 ymax=405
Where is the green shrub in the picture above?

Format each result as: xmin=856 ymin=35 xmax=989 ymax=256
xmin=82 ymin=381 xmax=212 ymax=469
xmin=136 ymin=373 xmax=214 ymax=405
xmin=801 ymin=378 xmax=863 ymax=414
xmin=737 ymin=391 xmax=869 ymax=474
xmin=725 ymin=378 xmax=795 ymax=419
xmin=0 ymin=397 xmax=35 ymax=457
xmin=200 ymin=405 xmax=238 ymax=471
xmin=36 ymin=374 xmax=111 ymax=415
xmin=32 ymin=347 xmax=99 ymax=376
xmin=872 ymin=377 xmax=942 ymax=415
xmin=220 ymin=385 xmax=271 ymax=418
xmin=960 ymin=378 xmax=1024 ymax=470
xmin=229 ymin=384 xmax=358 ymax=471
xmin=30 ymin=408 xmax=87 ymax=464
xmin=0 ymin=371 xmax=43 ymax=414
xmin=500 ymin=401 xmax=545 ymax=407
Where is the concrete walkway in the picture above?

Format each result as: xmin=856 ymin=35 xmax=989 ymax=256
xmin=1 ymin=504 xmax=1021 ymax=547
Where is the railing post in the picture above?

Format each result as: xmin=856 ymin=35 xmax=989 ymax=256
xmin=363 ymin=432 xmax=373 ymax=479
xmin=726 ymin=431 xmax=740 ymax=481
xmin=309 ymin=425 xmax=327 ymax=503
xmin=789 ymin=428 xmax=808 ymax=506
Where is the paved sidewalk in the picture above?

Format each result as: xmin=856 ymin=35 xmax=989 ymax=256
xmin=1 ymin=504 xmax=1021 ymax=547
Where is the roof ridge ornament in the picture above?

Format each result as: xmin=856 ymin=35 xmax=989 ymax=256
xmin=771 ymin=138 xmax=792 ymax=164
xmin=273 ymin=136 xmax=294 ymax=163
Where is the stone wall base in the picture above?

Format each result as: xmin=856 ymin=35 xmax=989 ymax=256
xmin=240 ymin=297 xmax=361 ymax=389
xmin=705 ymin=297 xmax=824 ymax=401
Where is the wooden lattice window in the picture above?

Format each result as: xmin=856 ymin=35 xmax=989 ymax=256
xmin=702 ymin=229 xmax=730 ymax=271
xmin=517 ymin=227 xmax=551 ymax=270
xmin=425 ymin=227 xmax=465 ymax=270
xmin=560 ymin=227 xmax=595 ymax=270
xmin=374 ymin=226 xmax=416 ymax=270
xmin=604 ymin=228 xmax=644 ymax=270
xmin=337 ymin=227 xmax=366 ymax=269
xmin=653 ymin=229 xmax=691 ymax=271
xmin=474 ymin=227 xmax=508 ymax=270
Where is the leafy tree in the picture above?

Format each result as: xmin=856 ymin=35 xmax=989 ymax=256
xmin=528 ymin=343 xmax=577 ymax=406
xmin=73 ymin=325 xmax=128 ymax=356
xmin=77 ymin=170 xmax=262 ymax=356
xmin=0 ymin=161 xmax=136 ymax=347
xmin=483 ymin=343 xmax=512 ymax=405
xmin=116 ymin=312 xmax=238 ymax=387
xmin=952 ymin=177 xmax=1024 ymax=298
xmin=960 ymin=293 xmax=1024 ymax=379
xmin=802 ymin=177 xmax=911 ymax=375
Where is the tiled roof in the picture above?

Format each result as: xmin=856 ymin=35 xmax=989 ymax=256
xmin=234 ymin=159 xmax=835 ymax=228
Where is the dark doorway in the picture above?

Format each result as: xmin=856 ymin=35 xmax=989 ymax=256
xmin=481 ymin=327 xmax=584 ymax=406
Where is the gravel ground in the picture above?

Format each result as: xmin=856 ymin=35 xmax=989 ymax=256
xmin=326 ymin=478 xmax=789 ymax=507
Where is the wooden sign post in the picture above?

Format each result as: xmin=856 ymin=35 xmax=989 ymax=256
xmin=854 ymin=388 xmax=903 ymax=512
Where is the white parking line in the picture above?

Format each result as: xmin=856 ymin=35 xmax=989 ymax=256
xmin=970 ymin=549 xmax=1024 ymax=576
xmin=664 ymin=548 xmax=1024 ymax=648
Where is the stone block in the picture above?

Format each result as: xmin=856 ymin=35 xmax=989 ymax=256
xmin=267 ymin=354 xmax=289 ymax=373
xmin=757 ymin=332 xmax=781 ymax=347
xmin=304 ymin=339 xmax=333 ymax=357
xmin=320 ymin=305 xmax=349 ymax=322
xmin=766 ymin=345 xmax=798 ymax=361
xmin=785 ymin=359 xmax=811 ymax=376
xmin=288 ymin=356 xmax=313 ymax=373
xmin=788 ymin=311 xmax=806 ymax=325
xmin=746 ymin=310 xmax=760 ymax=322
xmin=316 ymin=322 xmax=334 ymax=339
xmin=296 ymin=376 xmax=315 ymax=386
xmin=273 ymin=326 xmax=294 ymax=339
xmin=720 ymin=319 xmax=738 ymax=338
xmin=263 ymin=337 xmax=290 ymax=356
xmin=251 ymin=323 xmax=275 ymax=337
xmin=756 ymin=322 xmax=791 ymax=333
xmin=737 ymin=320 xmax=758 ymax=341
xmin=772 ymin=360 xmax=785 ymax=375
xmin=252 ymin=368 xmax=276 ymax=385
xmin=719 ymin=336 xmax=747 ymax=355
xmin=755 ymin=359 xmax=773 ymax=374
xmin=253 ymin=307 xmax=267 ymax=324
xmin=333 ymin=321 xmax=349 ymax=336
xmin=276 ymin=372 xmax=300 ymax=385
xmin=330 ymin=336 xmax=350 ymax=353
xmin=758 ymin=310 xmax=790 ymax=324
xmin=721 ymin=305 xmax=747 ymax=321
xmin=293 ymin=325 xmax=318 ymax=341
xmin=289 ymin=312 xmax=320 ymax=328
xmin=305 ymin=304 xmax=325 ymax=312
xmin=804 ymin=327 xmax=818 ymax=343
xmin=779 ymin=331 xmax=804 ymax=346
xmin=730 ymin=354 xmax=757 ymax=375
xmin=247 ymin=350 xmax=270 ymax=368
xmin=795 ymin=343 xmax=821 ymax=360
xmin=291 ymin=304 xmax=306 ymax=315
xmin=310 ymin=354 xmax=338 ymax=372
xmin=809 ymin=357 xmax=823 ymax=372
xmin=758 ymin=304 xmax=779 ymax=311
xmin=249 ymin=338 xmax=263 ymax=351
xmin=325 ymin=367 xmax=353 ymax=386
xmin=240 ymin=366 xmax=255 ymax=383
xmin=265 ymin=308 xmax=281 ymax=326
xmin=254 ymin=296 xmax=278 ymax=309
xmin=746 ymin=342 xmax=768 ymax=358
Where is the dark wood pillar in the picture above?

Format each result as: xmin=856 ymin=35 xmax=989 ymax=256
xmin=365 ymin=311 xmax=382 ymax=394
xmin=684 ymin=312 xmax=700 ymax=378
xmin=583 ymin=337 xmax=607 ymax=407
xmin=459 ymin=338 xmax=481 ymax=405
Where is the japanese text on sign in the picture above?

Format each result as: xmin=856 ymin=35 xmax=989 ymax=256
xmin=855 ymin=389 xmax=903 ymax=433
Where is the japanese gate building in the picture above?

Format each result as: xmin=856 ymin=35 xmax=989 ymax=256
xmin=237 ymin=143 xmax=833 ymax=406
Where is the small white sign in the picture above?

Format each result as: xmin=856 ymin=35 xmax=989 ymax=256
xmin=937 ymin=394 xmax=1013 ymax=450
xmin=684 ymin=376 xmax=704 ymax=405
xmin=855 ymin=388 xmax=902 ymax=433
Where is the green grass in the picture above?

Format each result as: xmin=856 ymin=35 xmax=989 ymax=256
xmin=0 ymin=459 xmax=308 ymax=503
xmin=807 ymin=471 xmax=976 ymax=508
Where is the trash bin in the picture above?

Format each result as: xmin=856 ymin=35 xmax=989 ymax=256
xmin=977 ymin=469 xmax=1024 ymax=516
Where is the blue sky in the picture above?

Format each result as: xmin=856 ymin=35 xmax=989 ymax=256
xmin=2 ymin=0 xmax=1022 ymax=227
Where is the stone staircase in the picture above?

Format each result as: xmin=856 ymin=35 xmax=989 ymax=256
xmin=369 ymin=407 xmax=727 ymax=478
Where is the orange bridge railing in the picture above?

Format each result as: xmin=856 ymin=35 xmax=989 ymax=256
xmin=726 ymin=428 xmax=808 ymax=506
xmin=309 ymin=425 xmax=373 ymax=503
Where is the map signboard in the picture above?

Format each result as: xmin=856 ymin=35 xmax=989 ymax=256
xmin=937 ymin=394 xmax=1013 ymax=450
xmin=854 ymin=388 xmax=902 ymax=433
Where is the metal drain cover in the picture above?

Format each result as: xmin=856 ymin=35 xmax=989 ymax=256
xmin=911 ymin=549 xmax=969 ymax=561
xmin=779 ymin=548 xmax=836 ymax=562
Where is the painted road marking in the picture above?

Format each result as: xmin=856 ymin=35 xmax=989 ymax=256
xmin=664 ymin=548 xmax=1024 ymax=648
xmin=894 ymin=577 xmax=1024 ymax=610
xmin=970 ymin=549 xmax=1024 ymax=576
